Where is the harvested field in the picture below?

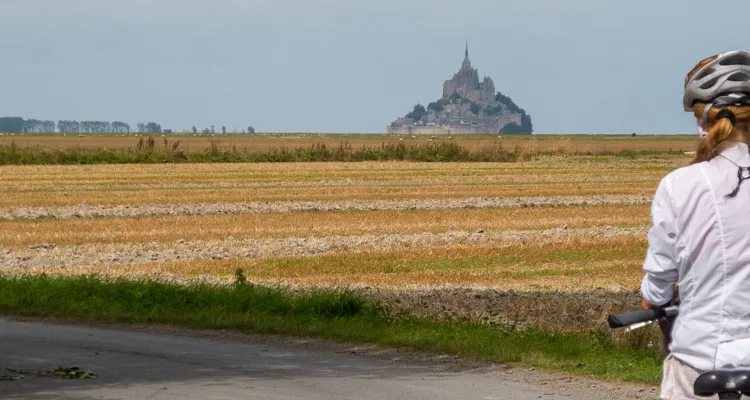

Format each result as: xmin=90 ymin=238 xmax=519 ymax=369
xmin=0 ymin=196 xmax=651 ymax=221
xmin=0 ymin=158 xmax=678 ymax=207
xmin=18 ymin=232 xmax=644 ymax=289
xmin=0 ymin=183 xmax=660 ymax=208
xmin=0 ymin=150 xmax=689 ymax=341
xmin=0 ymin=204 xmax=650 ymax=247
xmin=2 ymin=226 xmax=646 ymax=273
xmin=0 ymin=156 xmax=682 ymax=185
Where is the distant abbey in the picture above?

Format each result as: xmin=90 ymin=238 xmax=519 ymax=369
xmin=442 ymin=45 xmax=497 ymax=104
xmin=387 ymin=43 xmax=532 ymax=135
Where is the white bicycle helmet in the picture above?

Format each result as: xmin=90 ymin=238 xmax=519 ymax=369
xmin=684 ymin=50 xmax=750 ymax=112
xmin=684 ymin=51 xmax=750 ymax=138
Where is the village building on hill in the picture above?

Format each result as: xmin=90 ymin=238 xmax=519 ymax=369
xmin=387 ymin=43 xmax=532 ymax=135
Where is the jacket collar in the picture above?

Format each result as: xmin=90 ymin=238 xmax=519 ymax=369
xmin=717 ymin=141 xmax=750 ymax=166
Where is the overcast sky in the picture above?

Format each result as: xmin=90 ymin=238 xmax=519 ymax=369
xmin=1 ymin=0 xmax=749 ymax=134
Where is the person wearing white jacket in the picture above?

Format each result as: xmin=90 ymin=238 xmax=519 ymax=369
xmin=641 ymin=50 xmax=750 ymax=399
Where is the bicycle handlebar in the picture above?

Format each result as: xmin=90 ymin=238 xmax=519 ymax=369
xmin=608 ymin=305 xmax=750 ymax=397
xmin=607 ymin=306 xmax=679 ymax=329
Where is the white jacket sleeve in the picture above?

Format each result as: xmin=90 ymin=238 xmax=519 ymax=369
xmin=640 ymin=178 xmax=680 ymax=306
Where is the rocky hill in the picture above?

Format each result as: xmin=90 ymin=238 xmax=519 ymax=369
xmin=387 ymin=43 xmax=532 ymax=135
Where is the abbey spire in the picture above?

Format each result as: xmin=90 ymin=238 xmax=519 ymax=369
xmin=462 ymin=40 xmax=471 ymax=69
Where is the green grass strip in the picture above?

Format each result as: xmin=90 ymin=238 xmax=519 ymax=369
xmin=0 ymin=275 xmax=661 ymax=384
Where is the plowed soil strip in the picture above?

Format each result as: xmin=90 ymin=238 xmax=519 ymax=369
xmin=1 ymin=175 xmax=660 ymax=192
xmin=0 ymin=194 xmax=652 ymax=220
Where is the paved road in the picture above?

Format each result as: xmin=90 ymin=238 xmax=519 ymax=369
xmin=0 ymin=319 xmax=655 ymax=400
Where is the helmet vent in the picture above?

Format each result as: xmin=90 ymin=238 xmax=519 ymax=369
xmin=695 ymin=67 xmax=716 ymax=81
xmin=700 ymin=77 xmax=720 ymax=89
xmin=728 ymin=72 xmax=750 ymax=82
xmin=720 ymin=53 xmax=750 ymax=66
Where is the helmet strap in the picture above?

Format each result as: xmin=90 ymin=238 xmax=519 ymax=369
xmin=702 ymin=103 xmax=713 ymax=130
xmin=699 ymin=104 xmax=713 ymax=137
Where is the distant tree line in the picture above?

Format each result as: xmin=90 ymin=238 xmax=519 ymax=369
xmin=56 ymin=121 xmax=133 ymax=134
xmin=0 ymin=117 xmax=147 ymax=134
xmin=21 ymin=119 xmax=56 ymax=133
xmin=0 ymin=117 xmax=24 ymax=133
xmin=189 ymin=125 xmax=255 ymax=135
xmin=0 ymin=116 xmax=256 ymax=134
xmin=135 ymin=122 xmax=162 ymax=134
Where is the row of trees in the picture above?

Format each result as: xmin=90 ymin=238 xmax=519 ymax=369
xmin=56 ymin=120 xmax=133 ymax=134
xmin=0 ymin=117 xmax=24 ymax=133
xmin=0 ymin=117 xmax=256 ymax=134
xmin=20 ymin=119 xmax=56 ymax=133
xmin=136 ymin=122 xmax=162 ymax=134
xmin=0 ymin=117 xmax=151 ymax=134
xmin=189 ymin=125 xmax=255 ymax=135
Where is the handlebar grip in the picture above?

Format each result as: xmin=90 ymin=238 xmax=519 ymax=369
xmin=608 ymin=309 xmax=662 ymax=328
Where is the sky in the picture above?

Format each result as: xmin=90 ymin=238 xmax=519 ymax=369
xmin=1 ymin=0 xmax=749 ymax=134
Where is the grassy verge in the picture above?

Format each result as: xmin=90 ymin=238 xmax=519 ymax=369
xmin=0 ymin=275 xmax=661 ymax=383
xmin=0 ymin=138 xmax=684 ymax=165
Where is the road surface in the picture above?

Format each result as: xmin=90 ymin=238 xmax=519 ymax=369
xmin=0 ymin=318 xmax=657 ymax=400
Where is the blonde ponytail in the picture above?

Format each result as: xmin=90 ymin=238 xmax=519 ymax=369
xmin=691 ymin=103 xmax=750 ymax=164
